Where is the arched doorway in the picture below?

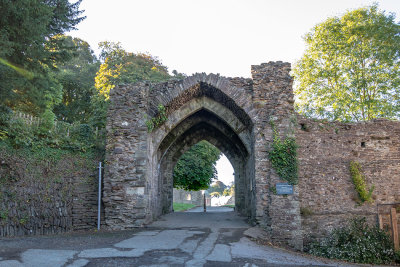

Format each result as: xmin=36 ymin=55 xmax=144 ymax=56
xmin=148 ymin=83 xmax=255 ymax=221
xmin=104 ymin=63 xmax=303 ymax=250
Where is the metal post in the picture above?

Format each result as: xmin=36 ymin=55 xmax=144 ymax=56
xmin=97 ymin=162 xmax=102 ymax=230
xmin=203 ymin=193 xmax=206 ymax=212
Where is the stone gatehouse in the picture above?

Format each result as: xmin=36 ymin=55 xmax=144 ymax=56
xmin=104 ymin=61 xmax=400 ymax=250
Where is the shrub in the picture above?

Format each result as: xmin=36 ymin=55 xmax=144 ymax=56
xmin=395 ymin=250 xmax=400 ymax=263
xmin=7 ymin=118 xmax=34 ymax=148
xmin=0 ymin=105 xmax=12 ymax=128
xmin=349 ymin=161 xmax=374 ymax=203
xmin=309 ymin=217 xmax=395 ymax=264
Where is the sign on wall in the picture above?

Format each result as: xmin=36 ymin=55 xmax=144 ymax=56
xmin=276 ymin=183 xmax=294 ymax=195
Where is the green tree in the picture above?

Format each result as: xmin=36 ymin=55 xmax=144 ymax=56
xmin=208 ymin=181 xmax=227 ymax=195
xmin=173 ymin=141 xmax=221 ymax=191
xmin=210 ymin=192 xmax=221 ymax=198
xmin=53 ymin=36 xmax=100 ymax=123
xmin=293 ymin=4 xmax=400 ymax=122
xmin=95 ymin=41 xmax=171 ymax=99
xmin=0 ymin=0 xmax=85 ymax=115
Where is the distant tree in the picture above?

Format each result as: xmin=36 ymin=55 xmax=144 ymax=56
xmin=293 ymin=4 xmax=400 ymax=122
xmin=173 ymin=141 xmax=221 ymax=191
xmin=210 ymin=192 xmax=221 ymax=198
xmin=95 ymin=41 xmax=171 ymax=99
xmin=222 ymin=188 xmax=231 ymax=196
xmin=208 ymin=181 xmax=227 ymax=195
xmin=0 ymin=0 xmax=85 ymax=115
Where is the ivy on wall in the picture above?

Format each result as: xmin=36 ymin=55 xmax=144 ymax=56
xmin=146 ymin=104 xmax=167 ymax=132
xmin=268 ymin=121 xmax=299 ymax=185
xmin=349 ymin=161 xmax=374 ymax=203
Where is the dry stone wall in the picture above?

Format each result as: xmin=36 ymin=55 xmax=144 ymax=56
xmin=0 ymin=146 xmax=101 ymax=237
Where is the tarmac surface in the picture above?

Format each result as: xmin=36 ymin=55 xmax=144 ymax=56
xmin=0 ymin=207 xmax=363 ymax=267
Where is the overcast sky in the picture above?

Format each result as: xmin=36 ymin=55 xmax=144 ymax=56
xmin=69 ymin=0 xmax=400 ymax=185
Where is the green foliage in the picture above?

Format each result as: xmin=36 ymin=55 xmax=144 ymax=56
xmin=38 ymin=109 xmax=56 ymax=134
xmin=309 ymin=217 xmax=395 ymax=264
xmin=293 ymin=4 xmax=400 ymax=122
xmin=349 ymin=161 xmax=374 ymax=203
xmin=210 ymin=192 xmax=221 ymax=198
xmin=146 ymin=105 xmax=168 ymax=132
xmin=395 ymin=250 xmax=400 ymax=263
xmin=222 ymin=188 xmax=231 ymax=196
xmin=173 ymin=141 xmax=221 ymax=191
xmin=173 ymin=203 xmax=196 ymax=212
xmin=208 ymin=181 xmax=227 ymax=195
xmin=95 ymin=41 xmax=171 ymax=99
xmin=53 ymin=36 xmax=100 ymax=123
xmin=268 ymin=123 xmax=298 ymax=185
xmin=0 ymin=0 xmax=85 ymax=115
xmin=0 ymin=210 xmax=8 ymax=220
xmin=3 ymin=111 xmax=102 ymax=153
xmin=0 ymin=130 xmax=7 ymax=140
xmin=7 ymin=118 xmax=35 ymax=148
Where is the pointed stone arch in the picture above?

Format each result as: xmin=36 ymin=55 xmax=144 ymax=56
xmin=104 ymin=62 xmax=304 ymax=250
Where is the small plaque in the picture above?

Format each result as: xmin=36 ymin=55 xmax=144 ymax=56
xmin=276 ymin=183 xmax=294 ymax=195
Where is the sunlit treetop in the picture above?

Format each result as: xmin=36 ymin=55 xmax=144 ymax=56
xmin=293 ymin=4 xmax=400 ymax=122
xmin=95 ymin=41 xmax=171 ymax=99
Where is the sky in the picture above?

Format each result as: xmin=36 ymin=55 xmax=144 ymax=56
xmin=69 ymin=0 xmax=400 ymax=185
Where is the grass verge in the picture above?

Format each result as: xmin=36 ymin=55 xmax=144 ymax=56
xmin=173 ymin=202 xmax=196 ymax=212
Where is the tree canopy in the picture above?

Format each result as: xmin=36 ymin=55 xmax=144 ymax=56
xmin=95 ymin=41 xmax=171 ymax=99
xmin=173 ymin=141 xmax=221 ymax=191
xmin=53 ymin=36 xmax=100 ymax=123
xmin=293 ymin=4 xmax=400 ymax=122
xmin=0 ymin=0 xmax=85 ymax=115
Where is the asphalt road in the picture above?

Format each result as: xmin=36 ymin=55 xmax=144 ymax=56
xmin=0 ymin=207 xmax=361 ymax=267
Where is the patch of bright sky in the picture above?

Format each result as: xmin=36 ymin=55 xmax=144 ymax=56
xmin=215 ymin=154 xmax=234 ymax=186
xmin=70 ymin=0 xmax=399 ymax=78
xmin=69 ymin=0 xmax=400 ymax=185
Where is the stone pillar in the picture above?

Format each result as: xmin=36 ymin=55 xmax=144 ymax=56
xmin=103 ymin=83 xmax=151 ymax=229
xmin=251 ymin=62 xmax=303 ymax=250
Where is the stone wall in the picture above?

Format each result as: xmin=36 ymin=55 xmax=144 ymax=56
xmin=104 ymin=74 xmax=257 ymax=230
xmin=173 ymin=188 xmax=202 ymax=206
xmin=296 ymin=117 xmax=400 ymax=247
xmin=0 ymin=145 xmax=101 ymax=237
xmin=104 ymin=61 xmax=400 ymax=251
xmin=251 ymin=62 xmax=303 ymax=250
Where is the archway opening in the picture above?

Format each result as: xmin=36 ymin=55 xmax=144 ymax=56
xmin=171 ymin=140 xmax=236 ymax=212
xmin=153 ymin=106 xmax=255 ymax=221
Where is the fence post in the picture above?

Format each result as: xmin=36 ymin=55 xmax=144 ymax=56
xmin=97 ymin=162 xmax=102 ymax=230
xmin=378 ymin=214 xmax=383 ymax=230
xmin=390 ymin=208 xmax=399 ymax=251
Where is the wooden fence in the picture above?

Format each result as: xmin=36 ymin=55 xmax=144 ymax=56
xmin=378 ymin=203 xmax=400 ymax=251
xmin=12 ymin=111 xmax=103 ymax=138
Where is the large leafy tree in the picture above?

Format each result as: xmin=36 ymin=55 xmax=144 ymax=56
xmin=173 ymin=141 xmax=221 ymax=191
xmin=53 ymin=36 xmax=99 ymax=123
xmin=95 ymin=41 xmax=171 ymax=99
xmin=0 ymin=0 xmax=85 ymax=115
xmin=293 ymin=5 xmax=400 ymax=122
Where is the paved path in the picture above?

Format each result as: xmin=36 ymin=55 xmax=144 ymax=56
xmin=185 ymin=206 xmax=233 ymax=212
xmin=0 ymin=208 xmax=361 ymax=267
